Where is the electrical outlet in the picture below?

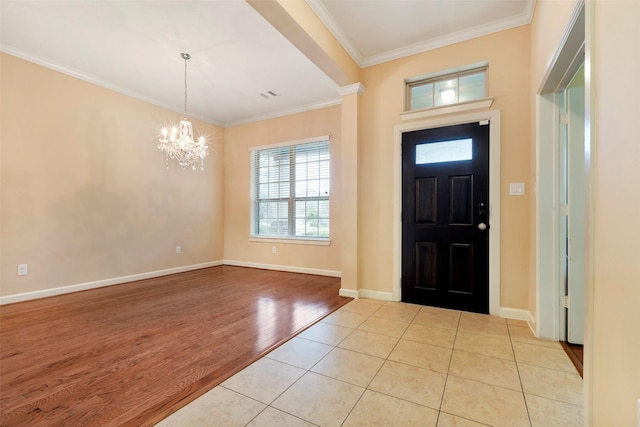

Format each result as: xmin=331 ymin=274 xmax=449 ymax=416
xmin=17 ymin=264 xmax=28 ymax=276
xmin=271 ymin=246 xmax=276 ymax=254
xmin=175 ymin=246 xmax=181 ymax=254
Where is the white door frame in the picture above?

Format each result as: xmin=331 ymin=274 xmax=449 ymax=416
xmin=393 ymin=109 xmax=501 ymax=315
xmin=535 ymin=1 xmax=585 ymax=340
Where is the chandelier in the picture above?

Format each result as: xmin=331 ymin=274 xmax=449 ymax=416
xmin=158 ymin=53 xmax=209 ymax=170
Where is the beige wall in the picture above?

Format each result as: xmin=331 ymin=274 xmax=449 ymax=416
xmin=223 ymin=106 xmax=342 ymax=272
xmin=530 ymin=1 xmax=580 ymax=92
xmin=358 ymin=26 xmax=531 ymax=308
xmin=0 ymin=53 xmax=225 ymax=298
xmin=590 ymin=1 xmax=640 ymax=424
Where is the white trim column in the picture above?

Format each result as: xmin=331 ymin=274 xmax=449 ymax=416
xmin=338 ymin=83 xmax=365 ymax=298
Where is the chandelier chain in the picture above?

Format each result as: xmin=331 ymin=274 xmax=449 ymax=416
xmin=184 ymin=55 xmax=188 ymax=115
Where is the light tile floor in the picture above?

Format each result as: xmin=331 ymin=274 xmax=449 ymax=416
xmin=156 ymin=299 xmax=583 ymax=427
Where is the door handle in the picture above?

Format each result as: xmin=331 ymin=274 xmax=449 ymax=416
xmin=478 ymin=222 xmax=488 ymax=231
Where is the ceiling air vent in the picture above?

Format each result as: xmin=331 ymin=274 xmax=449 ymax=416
xmin=260 ymin=91 xmax=278 ymax=99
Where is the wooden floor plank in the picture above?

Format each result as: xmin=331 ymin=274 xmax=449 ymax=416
xmin=0 ymin=265 xmax=350 ymax=426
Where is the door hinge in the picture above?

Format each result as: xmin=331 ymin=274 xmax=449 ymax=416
xmin=479 ymin=120 xmax=489 ymax=126
xmin=560 ymin=204 xmax=570 ymax=216
xmin=562 ymin=295 xmax=570 ymax=308
xmin=560 ymin=113 xmax=570 ymax=125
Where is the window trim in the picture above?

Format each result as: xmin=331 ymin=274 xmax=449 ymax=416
xmin=249 ymin=135 xmax=330 ymax=152
xmin=248 ymin=236 xmax=331 ymax=246
xmin=249 ymin=136 xmax=331 ymax=241
xmin=400 ymin=97 xmax=494 ymax=121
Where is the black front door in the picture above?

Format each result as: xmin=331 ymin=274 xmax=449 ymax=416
xmin=401 ymin=122 xmax=490 ymax=313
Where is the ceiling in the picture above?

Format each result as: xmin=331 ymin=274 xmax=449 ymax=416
xmin=0 ymin=0 xmax=534 ymax=127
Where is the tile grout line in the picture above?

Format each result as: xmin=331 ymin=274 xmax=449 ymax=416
xmin=508 ymin=322 xmax=534 ymax=427
xmin=434 ymin=310 xmax=462 ymax=425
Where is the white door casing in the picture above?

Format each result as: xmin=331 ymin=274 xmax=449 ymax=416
xmin=393 ymin=109 xmax=501 ymax=315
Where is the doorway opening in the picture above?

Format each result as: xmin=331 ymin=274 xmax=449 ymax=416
xmin=535 ymin=1 xmax=585 ymax=376
xmin=560 ymin=64 xmax=586 ymax=376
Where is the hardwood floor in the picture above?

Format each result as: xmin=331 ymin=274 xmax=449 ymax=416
xmin=561 ymin=341 xmax=584 ymax=378
xmin=0 ymin=266 xmax=350 ymax=426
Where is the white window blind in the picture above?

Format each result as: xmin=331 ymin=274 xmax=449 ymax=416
xmin=250 ymin=139 xmax=330 ymax=239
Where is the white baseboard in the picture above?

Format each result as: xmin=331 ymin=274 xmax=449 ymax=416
xmin=499 ymin=307 xmax=537 ymax=336
xmin=0 ymin=261 xmax=223 ymax=305
xmin=358 ymin=289 xmax=393 ymax=301
xmin=498 ymin=307 xmax=531 ymax=321
xmin=337 ymin=288 xmax=393 ymax=301
xmin=339 ymin=288 xmax=359 ymax=298
xmin=222 ymin=259 xmax=341 ymax=278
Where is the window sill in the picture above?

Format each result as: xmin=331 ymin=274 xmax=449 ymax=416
xmin=400 ymin=97 xmax=494 ymax=121
xmin=249 ymin=236 xmax=331 ymax=246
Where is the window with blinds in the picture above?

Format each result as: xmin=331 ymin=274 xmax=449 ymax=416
xmin=250 ymin=139 xmax=330 ymax=239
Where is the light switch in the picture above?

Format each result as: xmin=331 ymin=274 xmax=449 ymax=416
xmin=509 ymin=182 xmax=525 ymax=196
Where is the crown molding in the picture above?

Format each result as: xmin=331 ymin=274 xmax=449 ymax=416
xmin=2 ymin=46 xmax=343 ymax=129
xmin=0 ymin=45 xmax=224 ymax=127
xmin=361 ymin=7 xmax=535 ymax=67
xmin=306 ymin=0 xmax=365 ymax=67
xmin=223 ymin=97 xmax=342 ymax=128
xmin=336 ymin=83 xmax=366 ymax=97
xmin=307 ymin=0 xmax=536 ymax=69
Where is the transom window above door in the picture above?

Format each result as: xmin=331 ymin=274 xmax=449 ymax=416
xmin=406 ymin=64 xmax=488 ymax=112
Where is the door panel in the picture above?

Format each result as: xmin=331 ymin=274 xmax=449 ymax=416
xmin=415 ymin=178 xmax=437 ymax=223
xmin=415 ymin=242 xmax=437 ymax=289
xmin=402 ymin=122 xmax=489 ymax=313
xmin=450 ymin=243 xmax=473 ymax=294
xmin=450 ymin=175 xmax=473 ymax=224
